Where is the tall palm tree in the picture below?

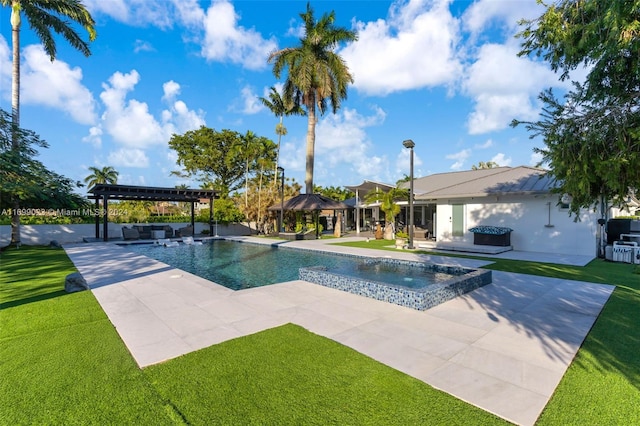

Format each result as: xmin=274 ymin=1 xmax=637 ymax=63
xmin=259 ymin=86 xmax=304 ymax=188
xmin=4 ymin=0 xmax=96 ymax=245
xmin=268 ymin=3 xmax=357 ymax=194
xmin=84 ymin=166 xmax=119 ymax=188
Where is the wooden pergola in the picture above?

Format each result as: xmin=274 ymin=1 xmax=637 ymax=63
xmin=87 ymin=184 xmax=219 ymax=242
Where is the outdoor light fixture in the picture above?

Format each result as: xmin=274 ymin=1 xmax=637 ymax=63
xmin=403 ymin=139 xmax=415 ymax=249
xmin=277 ymin=166 xmax=285 ymax=233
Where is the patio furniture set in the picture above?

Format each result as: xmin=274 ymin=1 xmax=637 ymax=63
xmin=121 ymin=225 xmax=194 ymax=241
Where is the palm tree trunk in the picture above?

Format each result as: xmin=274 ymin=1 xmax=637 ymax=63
xmin=244 ymin=161 xmax=249 ymax=208
xmin=305 ymin=95 xmax=316 ymax=194
xmin=10 ymin=1 xmax=21 ymax=246
xmin=258 ymin=165 xmax=263 ymax=226
xmin=273 ymin=115 xmax=283 ymax=189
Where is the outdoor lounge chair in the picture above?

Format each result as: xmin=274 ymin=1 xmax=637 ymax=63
xmin=122 ymin=227 xmax=140 ymax=240
xmin=182 ymin=236 xmax=202 ymax=245
xmin=176 ymin=225 xmax=194 ymax=237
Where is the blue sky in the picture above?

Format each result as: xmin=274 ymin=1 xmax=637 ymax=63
xmin=0 ymin=0 xmax=572 ymax=193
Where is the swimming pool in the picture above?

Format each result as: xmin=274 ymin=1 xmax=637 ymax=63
xmin=122 ymin=239 xmax=492 ymax=310
xmin=123 ymin=239 xmax=366 ymax=290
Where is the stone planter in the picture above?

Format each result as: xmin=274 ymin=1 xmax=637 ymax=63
xmin=395 ymin=238 xmax=407 ymax=249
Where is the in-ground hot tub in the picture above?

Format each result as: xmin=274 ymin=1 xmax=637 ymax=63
xmin=299 ymin=258 xmax=492 ymax=311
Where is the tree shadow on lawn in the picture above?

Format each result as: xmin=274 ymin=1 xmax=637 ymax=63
xmin=0 ymin=288 xmax=67 ymax=309
xmin=460 ymin=268 xmax=639 ymax=392
xmin=569 ymin=284 xmax=640 ymax=390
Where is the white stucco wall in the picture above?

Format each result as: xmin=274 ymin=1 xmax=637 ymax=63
xmin=434 ymin=194 xmax=599 ymax=257
xmin=0 ymin=222 xmax=251 ymax=246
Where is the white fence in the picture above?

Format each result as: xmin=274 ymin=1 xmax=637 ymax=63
xmin=0 ymin=222 xmax=252 ymax=246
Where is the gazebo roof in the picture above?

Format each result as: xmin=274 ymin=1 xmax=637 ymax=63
xmin=269 ymin=193 xmax=350 ymax=211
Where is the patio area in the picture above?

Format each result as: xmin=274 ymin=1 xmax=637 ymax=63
xmin=63 ymin=237 xmax=613 ymax=426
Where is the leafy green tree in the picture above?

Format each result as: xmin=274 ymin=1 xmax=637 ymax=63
xmin=471 ymin=161 xmax=499 ymax=170
xmin=84 ymin=166 xmax=118 ymax=188
xmin=268 ymin=3 xmax=357 ymax=194
xmin=169 ymin=127 xmax=247 ymax=195
xmin=3 ymin=0 xmax=96 ymax=245
xmin=313 ymin=185 xmax=353 ymax=201
xmin=512 ymin=0 xmax=640 ymax=218
xmin=259 ymin=86 xmax=305 ymax=188
xmin=0 ymin=109 xmax=86 ymax=239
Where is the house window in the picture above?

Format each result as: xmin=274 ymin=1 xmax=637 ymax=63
xmin=452 ymin=204 xmax=464 ymax=237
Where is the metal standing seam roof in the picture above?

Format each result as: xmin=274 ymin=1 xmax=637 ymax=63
xmin=87 ymin=184 xmax=219 ymax=202
xmin=405 ymin=166 xmax=557 ymax=200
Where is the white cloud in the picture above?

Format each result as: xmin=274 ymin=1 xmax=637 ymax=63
xmin=162 ymin=100 xmax=206 ymax=134
xmin=491 ymin=152 xmax=511 ymax=166
xmin=201 ymin=0 xmax=277 ymax=70
xmin=396 ymin=147 xmax=423 ymax=178
xmin=82 ymin=126 xmax=103 ymax=148
xmin=96 ymin=71 xmax=205 ymax=149
xmin=108 ymin=148 xmax=149 ymax=168
xmin=238 ymin=85 xmax=263 ymax=115
xmin=446 ymin=148 xmax=471 ymax=170
xmin=162 ymin=80 xmax=181 ymax=102
xmin=474 ymin=139 xmax=493 ymax=149
xmin=134 ymin=40 xmax=155 ymax=53
xmin=281 ymin=106 xmax=388 ymax=183
xmin=313 ymin=106 xmax=388 ymax=180
xmin=530 ymin=151 xmax=544 ymax=167
xmin=462 ymin=0 xmax=544 ymax=35
xmin=19 ymin=44 xmax=97 ymax=125
xmin=99 ymin=70 xmax=165 ymax=147
xmin=341 ymin=0 xmax=462 ymax=95
xmin=463 ymin=42 xmax=563 ymax=134
xmin=84 ymin=0 xmax=174 ymax=29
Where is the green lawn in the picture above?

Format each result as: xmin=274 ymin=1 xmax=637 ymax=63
xmin=2 ymin=244 xmax=638 ymax=424
xmin=335 ymin=240 xmax=640 ymax=423
xmin=1 ymin=246 xmax=504 ymax=425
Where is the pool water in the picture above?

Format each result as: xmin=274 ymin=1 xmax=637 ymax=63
xmin=331 ymin=260 xmax=465 ymax=287
xmin=122 ymin=239 xmax=460 ymax=291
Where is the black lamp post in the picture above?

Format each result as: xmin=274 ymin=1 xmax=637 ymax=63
xmin=403 ymin=139 xmax=415 ymax=249
xmin=277 ymin=166 xmax=285 ymax=232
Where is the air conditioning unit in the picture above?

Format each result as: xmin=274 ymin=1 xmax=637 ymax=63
xmin=612 ymin=241 xmax=638 ymax=263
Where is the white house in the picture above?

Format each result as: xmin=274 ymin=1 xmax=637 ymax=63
xmin=403 ymin=166 xmax=600 ymax=257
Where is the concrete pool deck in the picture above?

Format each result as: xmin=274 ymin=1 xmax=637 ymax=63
xmin=63 ymin=237 xmax=614 ymax=426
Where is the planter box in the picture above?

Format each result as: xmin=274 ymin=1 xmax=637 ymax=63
xmin=469 ymin=226 xmax=513 ymax=247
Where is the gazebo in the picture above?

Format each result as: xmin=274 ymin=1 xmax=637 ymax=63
xmin=268 ymin=193 xmax=350 ymax=239
xmin=87 ymin=184 xmax=219 ymax=242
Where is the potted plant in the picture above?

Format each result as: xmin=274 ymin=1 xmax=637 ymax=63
xmin=395 ymin=231 xmax=408 ymax=249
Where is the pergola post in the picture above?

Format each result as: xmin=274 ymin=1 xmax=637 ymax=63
xmin=209 ymin=197 xmax=213 ymax=236
xmin=355 ymin=189 xmax=360 ymax=234
xmin=94 ymin=197 xmax=100 ymax=239
xmin=102 ymin=195 xmax=109 ymax=242
xmin=190 ymin=201 xmax=195 ymax=230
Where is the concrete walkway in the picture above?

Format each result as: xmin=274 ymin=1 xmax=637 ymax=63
xmin=64 ymin=237 xmax=613 ymax=426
